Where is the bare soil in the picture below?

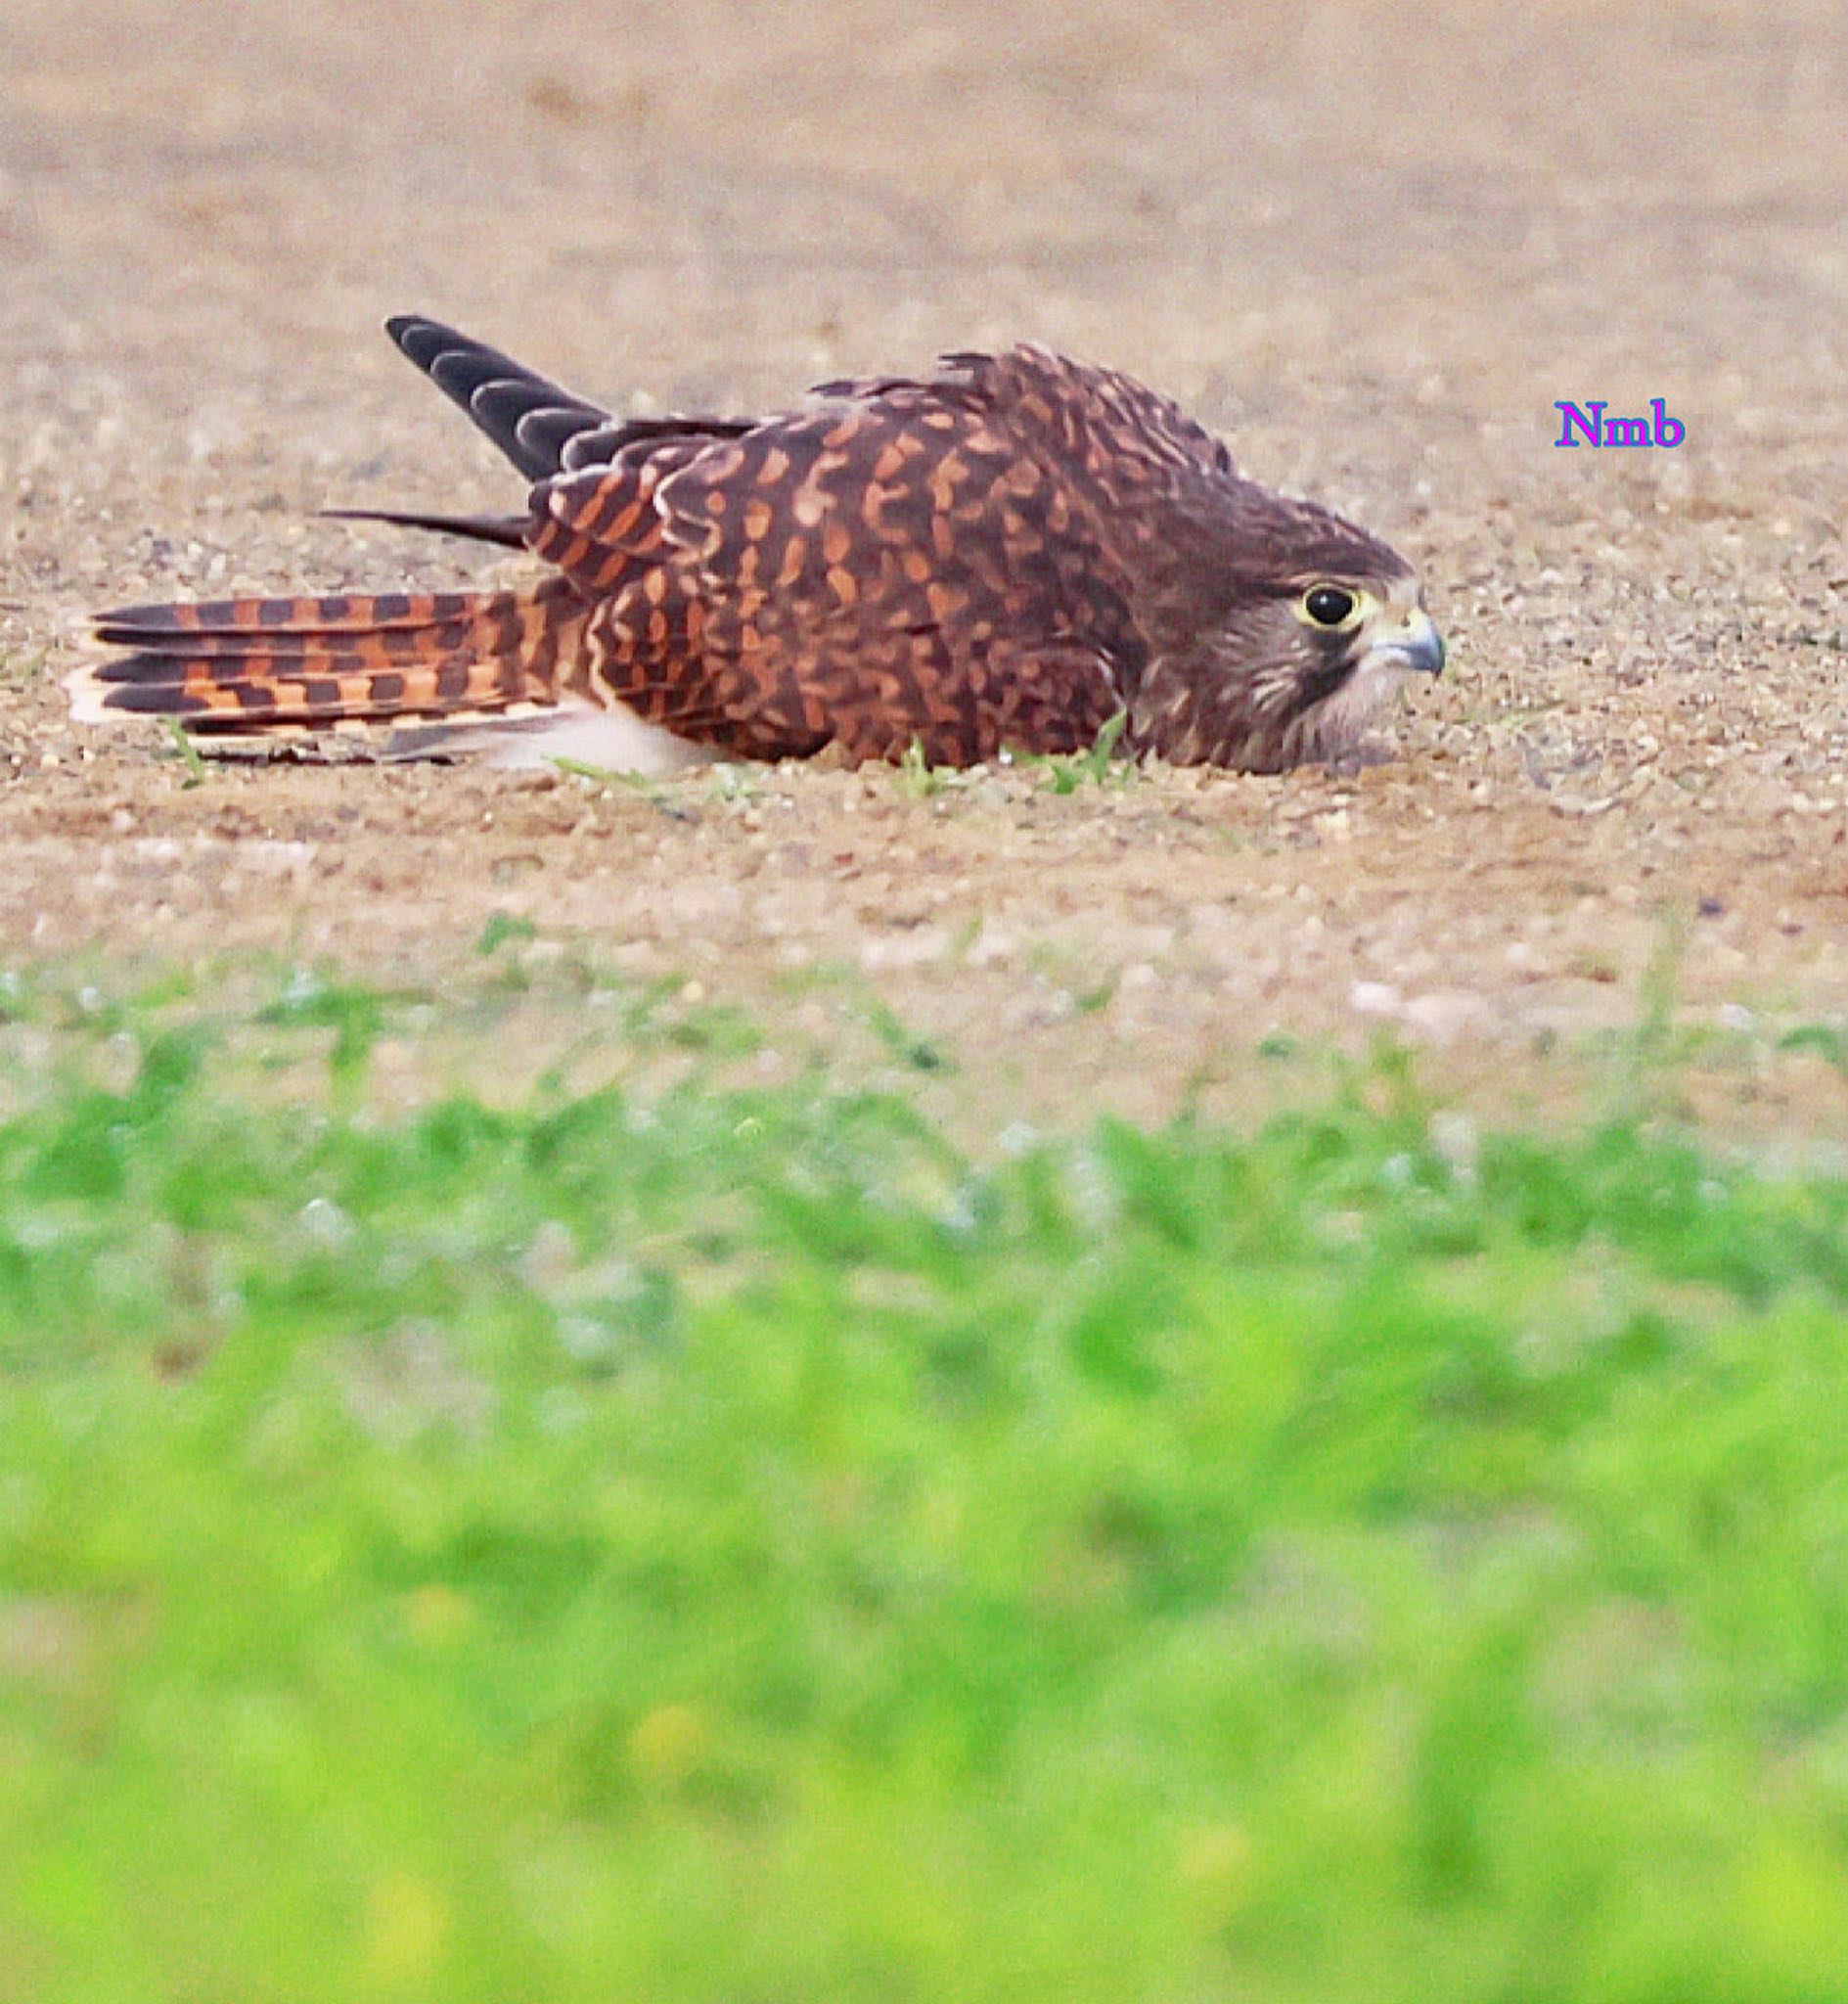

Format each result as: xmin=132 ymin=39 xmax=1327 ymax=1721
xmin=2 ymin=0 xmax=1844 ymax=1131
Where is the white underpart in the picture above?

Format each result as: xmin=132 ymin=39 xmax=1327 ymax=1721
xmin=464 ymin=702 xmax=710 ymax=773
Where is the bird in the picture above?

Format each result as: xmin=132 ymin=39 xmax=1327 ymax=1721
xmin=68 ymin=316 xmax=1445 ymax=773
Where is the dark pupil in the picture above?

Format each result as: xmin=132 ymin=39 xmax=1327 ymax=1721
xmin=1306 ymin=586 xmax=1354 ymax=626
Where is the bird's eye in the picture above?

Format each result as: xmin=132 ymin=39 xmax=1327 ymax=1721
xmin=1302 ymin=584 xmax=1357 ymax=628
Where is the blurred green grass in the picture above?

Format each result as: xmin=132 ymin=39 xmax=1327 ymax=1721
xmin=3 ymin=965 xmax=1848 ymax=2003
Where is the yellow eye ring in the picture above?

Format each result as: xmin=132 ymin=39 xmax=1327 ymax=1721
xmin=1300 ymin=583 xmax=1363 ymax=629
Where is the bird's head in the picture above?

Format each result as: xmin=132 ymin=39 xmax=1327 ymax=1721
xmin=1136 ymin=487 xmax=1444 ymax=770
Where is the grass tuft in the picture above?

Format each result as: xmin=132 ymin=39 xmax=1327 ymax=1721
xmin=1016 ymin=709 xmax=1133 ymax=794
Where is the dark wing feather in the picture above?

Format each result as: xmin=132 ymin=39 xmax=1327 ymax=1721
xmin=386 ymin=315 xmax=612 ymax=480
xmin=386 ymin=315 xmax=759 ymax=481
xmin=322 ymin=505 xmax=530 ymax=548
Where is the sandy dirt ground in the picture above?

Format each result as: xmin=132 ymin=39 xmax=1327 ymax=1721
xmin=1 ymin=0 xmax=1843 ymax=1132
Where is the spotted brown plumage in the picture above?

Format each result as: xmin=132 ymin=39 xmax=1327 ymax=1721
xmin=70 ymin=316 xmax=1445 ymax=770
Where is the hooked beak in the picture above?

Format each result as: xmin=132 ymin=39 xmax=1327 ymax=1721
xmin=1367 ymin=609 xmax=1445 ymax=678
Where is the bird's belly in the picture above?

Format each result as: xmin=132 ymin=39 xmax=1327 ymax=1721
xmin=483 ymin=705 xmax=710 ymax=773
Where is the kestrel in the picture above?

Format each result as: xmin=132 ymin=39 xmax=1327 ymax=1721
xmin=69 ymin=317 xmax=1445 ymax=772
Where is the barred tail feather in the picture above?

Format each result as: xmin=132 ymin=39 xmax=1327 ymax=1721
xmin=68 ymin=581 xmax=588 ymax=734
